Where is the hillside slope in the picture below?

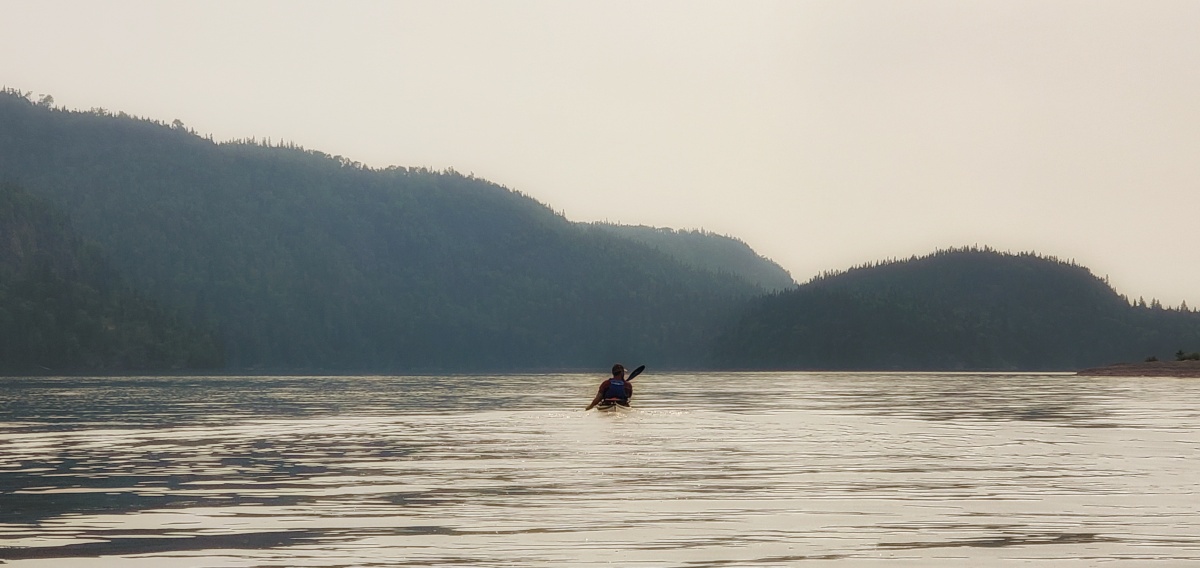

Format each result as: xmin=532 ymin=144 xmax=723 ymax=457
xmin=713 ymin=248 xmax=1200 ymax=371
xmin=0 ymin=90 xmax=761 ymax=371
xmin=592 ymin=224 xmax=794 ymax=292
xmin=0 ymin=182 xmax=223 ymax=373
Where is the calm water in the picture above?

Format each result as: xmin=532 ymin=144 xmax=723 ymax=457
xmin=2 ymin=372 xmax=1199 ymax=567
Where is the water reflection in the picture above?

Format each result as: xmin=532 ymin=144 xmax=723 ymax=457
xmin=2 ymin=373 xmax=1199 ymax=566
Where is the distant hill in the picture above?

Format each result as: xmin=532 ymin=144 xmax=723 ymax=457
xmin=7 ymin=89 xmax=1197 ymax=374
xmin=592 ymin=224 xmax=794 ymax=292
xmin=0 ymin=182 xmax=223 ymax=373
xmin=712 ymin=248 xmax=1200 ymax=371
xmin=0 ymin=89 xmax=765 ymax=372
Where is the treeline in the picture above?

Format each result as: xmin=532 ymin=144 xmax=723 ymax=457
xmin=0 ymin=89 xmax=777 ymax=372
xmin=5 ymin=88 xmax=1199 ymax=374
xmin=808 ymin=245 xmax=1194 ymax=313
xmin=591 ymin=223 xmax=795 ymax=292
xmin=714 ymin=247 xmax=1200 ymax=371
xmin=0 ymin=183 xmax=223 ymax=373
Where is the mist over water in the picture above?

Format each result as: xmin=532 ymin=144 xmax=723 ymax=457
xmin=2 ymin=373 xmax=1199 ymax=566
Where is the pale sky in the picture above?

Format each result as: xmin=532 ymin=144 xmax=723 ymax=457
xmin=3 ymin=0 xmax=1198 ymax=304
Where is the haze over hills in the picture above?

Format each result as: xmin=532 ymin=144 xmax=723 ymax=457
xmin=0 ymin=182 xmax=223 ymax=373
xmin=713 ymin=247 xmax=1200 ymax=371
xmin=591 ymin=224 xmax=795 ymax=292
xmin=0 ymin=89 xmax=782 ymax=372
xmin=2 ymin=88 xmax=1198 ymax=374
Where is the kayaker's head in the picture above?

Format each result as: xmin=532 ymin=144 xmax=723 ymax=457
xmin=612 ymin=363 xmax=625 ymax=378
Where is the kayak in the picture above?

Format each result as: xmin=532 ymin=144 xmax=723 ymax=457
xmin=588 ymin=365 xmax=644 ymax=412
xmin=595 ymin=400 xmax=631 ymax=412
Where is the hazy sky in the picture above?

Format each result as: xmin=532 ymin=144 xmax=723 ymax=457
xmin=4 ymin=1 xmax=1199 ymax=304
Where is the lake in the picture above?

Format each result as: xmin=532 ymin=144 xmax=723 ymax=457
xmin=2 ymin=372 xmax=1199 ymax=566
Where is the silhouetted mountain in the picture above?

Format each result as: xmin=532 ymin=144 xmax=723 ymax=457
xmin=592 ymin=224 xmax=794 ymax=292
xmin=0 ymin=90 xmax=761 ymax=372
xmin=0 ymin=182 xmax=223 ymax=373
xmin=712 ymin=247 xmax=1200 ymax=371
xmin=6 ymin=89 xmax=1197 ymax=374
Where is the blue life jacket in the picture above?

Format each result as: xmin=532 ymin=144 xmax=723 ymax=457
xmin=603 ymin=378 xmax=628 ymax=400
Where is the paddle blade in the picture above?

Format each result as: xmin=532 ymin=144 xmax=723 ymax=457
xmin=627 ymin=364 xmax=646 ymax=381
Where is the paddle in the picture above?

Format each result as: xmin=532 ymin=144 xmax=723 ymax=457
xmin=626 ymin=364 xmax=646 ymax=381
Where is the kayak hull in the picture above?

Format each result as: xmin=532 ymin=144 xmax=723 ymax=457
xmin=595 ymin=401 xmax=631 ymax=412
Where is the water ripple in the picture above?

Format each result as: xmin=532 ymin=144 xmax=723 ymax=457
xmin=2 ymin=373 xmax=1199 ymax=566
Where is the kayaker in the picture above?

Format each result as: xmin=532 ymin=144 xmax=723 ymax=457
xmin=585 ymin=363 xmax=633 ymax=410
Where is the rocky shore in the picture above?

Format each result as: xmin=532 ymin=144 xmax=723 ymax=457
xmin=1077 ymin=360 xmax=1200 ymax=377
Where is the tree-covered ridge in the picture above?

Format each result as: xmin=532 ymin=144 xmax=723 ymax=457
xmin=8 ymin=88 xmax=1199 ymax=374
xmin=0 ymin=183 xmax=223 ymax=373
xmin=713 ymin=247 xmax=1200 ymax=371
xmin=591 ymin=223 xmax=795 ymax=292
xmin=0 ymin=89 xmax=761 ymax=372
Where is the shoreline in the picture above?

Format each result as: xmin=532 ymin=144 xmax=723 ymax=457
xmin=1077 ymin=360 xmax=1200 ymax=378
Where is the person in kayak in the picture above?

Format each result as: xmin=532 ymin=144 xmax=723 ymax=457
xmin=585 ymin=363 xmax=633 ymax=410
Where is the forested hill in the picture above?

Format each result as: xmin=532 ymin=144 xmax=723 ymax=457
xmin=713 ymin=248 xmax=1200 ymax=371
xmin=592 ymin=224 xmax=794 ymax=292
xmin=0 ymin=182 xmax=223 ymax=373
xmin=0 ymin=90 xmax=769 ymax=372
